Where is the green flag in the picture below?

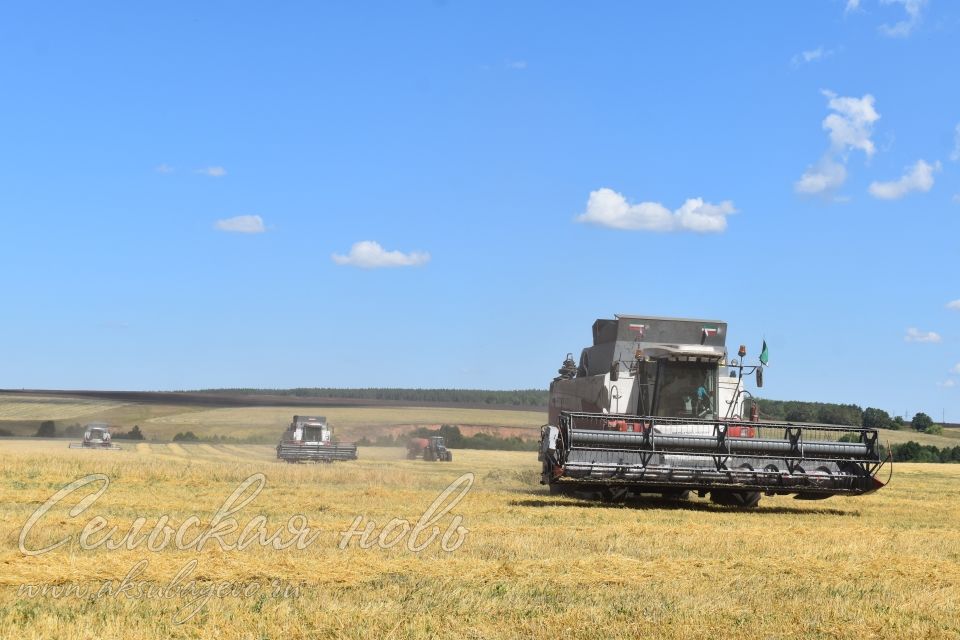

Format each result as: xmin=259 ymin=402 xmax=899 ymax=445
xmin=759 ymin=340 xmax=769 ymax=366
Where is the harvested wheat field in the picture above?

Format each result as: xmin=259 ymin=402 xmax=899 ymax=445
xmin=0 ymin=439 xmax=958 ymax=639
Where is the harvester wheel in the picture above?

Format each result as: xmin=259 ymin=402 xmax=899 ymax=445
xmin=710 ymin=490 xmax=761 ymax=508
xmin=444 ymin=451 xmax=453 ymax=462
xmin=599 ymin=487 xmax=629 ymax=502
xmin=548 ymin=483 xmax=574 ymax=496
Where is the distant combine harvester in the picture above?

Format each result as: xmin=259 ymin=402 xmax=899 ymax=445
xmin=68 ymin=422 xmax=121 ymax=450
xmin=276 ymin=415 xmax=358 ymax=463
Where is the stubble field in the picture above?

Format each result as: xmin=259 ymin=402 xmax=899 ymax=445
xmin=0 ymin=438 xmax=958 ymax=639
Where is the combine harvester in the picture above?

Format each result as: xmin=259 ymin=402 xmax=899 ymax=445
xmin=276 ymin=415 xmax=358 ymax=463
xmin=540 ymin=315 xmax=889 ymax=507
xmin=68 ymin=422 xmax=121 ymax=450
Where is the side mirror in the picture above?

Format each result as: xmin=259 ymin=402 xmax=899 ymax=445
xmin=756 ymin=367 xmax=764 ymax=388
xmin=610 ymin=361 xmax=619 ymax=382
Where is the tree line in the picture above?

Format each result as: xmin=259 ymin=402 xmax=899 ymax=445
xmin=887 ymin=441 xmax=960 ymax=463
xmin=171 ymin=431 xmax=275 ymax=444
xmin=30 ymin=421 xmax=146 ymax=439
xmin=195 ymin=387 xmax=549 ymax=407
xmin=755 ymin=400 xmax=944 ymax=433
xmin=358 ymin=424 xmax=538 ymax=451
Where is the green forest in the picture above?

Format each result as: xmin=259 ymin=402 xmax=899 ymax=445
xmin=198 ymin=387 xmax=548 ymax=407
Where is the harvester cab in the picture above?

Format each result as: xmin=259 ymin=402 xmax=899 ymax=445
xmin=425 ymin=436 xmax=452 ymax=462
xmin=540 ymin=315 xmax=888 ymax=508
xmin=276 ymin=415 xmax=358 ymax=463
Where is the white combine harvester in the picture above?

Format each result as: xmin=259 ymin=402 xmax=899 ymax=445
xmin=276 ymin=415 xmax=358 ymax=463
xmin=68 ymin=422 xmax=121 ymax=450
xmin=540 ymin=315 xmax=888 ymax=507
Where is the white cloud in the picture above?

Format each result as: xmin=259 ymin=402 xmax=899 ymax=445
xmin=905 ymin=327 xmax=942 ymax=343
xmin=792 ymin=47 xmax=833 ymax=66
xmin=822 ymin=90 xmax=881 ymax=158
xmin=197 ymin=166 xmax=227 ymax=177
xmin=796 ymin=91 xmax=880 ymax=196
xmin=951 ymin=363 xmax=960 ymax=374
xmin=575 ymin=188 xmax=736 ymax=233
xmin=940 ymin=379 xmax=957 ymax=388
xmin=215 ymin=215 xmax=265 ymax=233
xmin=332 ymin=241 xmax=430 ymax=268
xmin=954 ymin=194 xmax=960 ymax=204
xmin=879 ymin=0 xmax=926 ymax=38
xmin=950 ymin=124 xmax=960 ymax=162
xmin=155 ymin=163 xmax=174 ymax=174
xmin=868 ymin=159 xmax=940 ymax=200
xmin=845 ymin=0 xmax=861 ymax=13
xmin=795 ymin=158 xmax=848 ymax=195
xmin=506 ymin=60 xmax=527 ymax=70
xmin=947 ymin=300 xmax=960 ymax=310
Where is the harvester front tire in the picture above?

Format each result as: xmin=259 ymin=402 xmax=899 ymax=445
xmin=549 ymin=483 xmax=573 ymax=496
xmin=600 ymin=487 xmax=630 ymax=502
xmin=710 ymin=490 xmax=761 ymax=508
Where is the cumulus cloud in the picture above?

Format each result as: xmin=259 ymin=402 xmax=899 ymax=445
xmin=868 ymin=160 xmax=940 ymax=199
xmin=905 ymin=327 xmax=942 ymax=343
xmin=951 ymin=363 xmax=960 ymax=374
xmin=947 ymin=300 xmax=960 ymax=310
xmin=792 ymin=47 xmax=833 ymax=66
xmin=215 ymin=215 xmax=265 ymax=233
xmin=197 ymin=166 xmax=227 ymax=177
xmin=878 ymin=0 xmax=926 ymax=37
xmin=845 ymin=0 xmax=861 ymax=12
xmin=575 ymin=188 xmax=736 ymax=233
xmin=155 ymin=163 xmax=174 ymax=174
xmin=822 ymin=90 xmax=881 ymax=158
xmin=795 ymin=158 xmax=848 ymax=195
xmin=331 ymin=241 xmax=430 ymax=268
xmin=795 ymin=91 xmax=880 ymax=196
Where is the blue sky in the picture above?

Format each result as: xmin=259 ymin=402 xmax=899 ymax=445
xmin=1 ymin=1 xmax=958 ymax=421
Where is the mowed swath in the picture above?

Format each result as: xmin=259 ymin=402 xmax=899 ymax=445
xmin=1 ymin=440 xmax=958 ymax=639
